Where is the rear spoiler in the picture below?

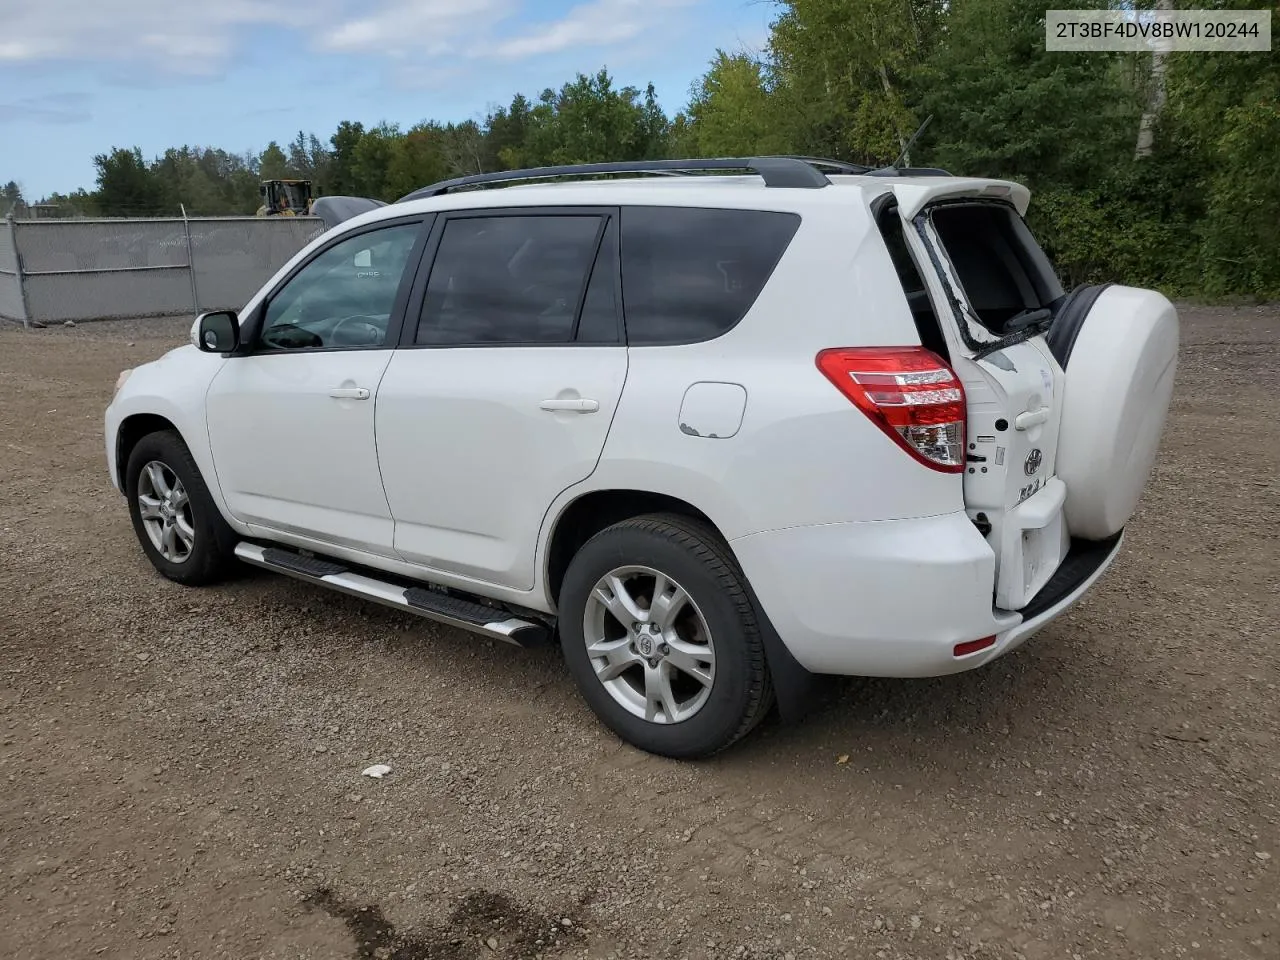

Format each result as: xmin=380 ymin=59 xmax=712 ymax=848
xmin=310 ymin=196 xmax=388 ymax=230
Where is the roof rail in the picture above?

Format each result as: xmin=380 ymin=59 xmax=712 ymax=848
xmin=771 ymin=156 xmax=873 ymax=174
xmin=865 ymin=166 xmax=953 ymax=178
xmin=396 ymin=157 xmax=831 ymax=202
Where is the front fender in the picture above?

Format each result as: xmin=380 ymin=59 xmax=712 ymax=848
xmin=105 ymin=345 xmax=244 ymax=532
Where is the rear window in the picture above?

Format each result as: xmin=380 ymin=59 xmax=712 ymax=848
xmin=929 ymin=204 xmax=1064 ymax=334
xmin=620 ymin=207 xmax=801 ymax=345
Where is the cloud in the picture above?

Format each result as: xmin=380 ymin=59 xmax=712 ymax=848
xmin=317 ymin=0 xmax=514 ymax=57
xmin=0 ymin=92 xmax=92 ymax=125
xmin=0 ymin=0 xmax=319 ymax=73
xmin=482 ymin=0 xmax=695 ymax=60
xmin=0 ymin=0 xmax=703 ymax=79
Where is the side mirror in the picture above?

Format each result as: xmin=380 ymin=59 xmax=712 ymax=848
xmin=192 ymin=310 xmax=239 ymax=353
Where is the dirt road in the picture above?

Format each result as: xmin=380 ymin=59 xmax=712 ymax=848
xmin=2 ymin=305 xmax=1277 ymax=960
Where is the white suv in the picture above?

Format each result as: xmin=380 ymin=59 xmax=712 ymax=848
xmin=104 ymin=157 xmax=1179 ymax=758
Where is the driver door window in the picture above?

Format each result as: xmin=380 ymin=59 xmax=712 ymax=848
xmin=260 ymin=223 xmax=421 ymax=350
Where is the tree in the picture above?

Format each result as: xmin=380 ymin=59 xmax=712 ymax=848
xmin=328 ymin=121 xmax=366 ymax=195
xmin=385 ymin=122 xmax=451 ymax=198
xmin=685 ymin=51 xmax=789 ymax=156
xmin=1 ymin=181 xmax=23 ymax=217
xmin=768 ymin=0 xmax=943 ymax=163
xmin=93 ymin=147 xmax=165 ymax=217
xmin=258 ymin=141 xmax=290 ymax=182
xmin=442 ymin=120 xmax=486 ymax=177
xmin=915 ymin=0 xmax=1139 ymax=189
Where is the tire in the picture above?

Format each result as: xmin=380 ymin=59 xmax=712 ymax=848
xmin=125 ymin=429 xmax=237 ymax=586
xmin=558 ymin=513 xmax=775 ymax=759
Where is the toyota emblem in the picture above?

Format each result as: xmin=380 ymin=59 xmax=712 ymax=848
xmin=1024 ymin=448 xmax=1043 ymax=476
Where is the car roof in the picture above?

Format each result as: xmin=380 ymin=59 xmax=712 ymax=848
xmin=334 ymin=172 xmax=1030 ymax=234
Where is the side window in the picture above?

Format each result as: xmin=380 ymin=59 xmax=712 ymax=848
xmin=575 ymin=218 xmax=620 ymax=344
xmin=259 ymin=223 xmax=420 ymax=350
xmin=416 ymin=215 xmax=605 ymax=345
xmin=620 ymin=207 xmax=800 ymax=345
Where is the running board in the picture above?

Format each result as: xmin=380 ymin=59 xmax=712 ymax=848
xmin=233 ymin=542 xmax=549 ymax=647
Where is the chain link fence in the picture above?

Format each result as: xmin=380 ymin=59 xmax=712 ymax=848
xmin=0 ymin=216 xmax=326 ymax=325
xmin=0 ymin=219 xmax=25 ymax=322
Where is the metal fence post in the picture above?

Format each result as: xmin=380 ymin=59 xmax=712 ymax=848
xmin=7 ymin=215 xmax=31 ymax=329
xmin=181 ymin=204 xmax=200 ymax=315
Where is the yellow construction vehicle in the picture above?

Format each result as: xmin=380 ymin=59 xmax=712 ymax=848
xmin=256 ymin=179 xmax=314 ymax=217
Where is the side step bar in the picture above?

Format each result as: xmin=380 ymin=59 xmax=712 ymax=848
xmin=233 ymin=542 xmax=549 ymax=647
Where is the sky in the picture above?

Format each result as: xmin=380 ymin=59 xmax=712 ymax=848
xmin=0 ymin=0 xmax=776 ymax=200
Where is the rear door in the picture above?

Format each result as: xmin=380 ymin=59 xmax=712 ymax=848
xmin=374 ymin=207 xmax=628 ymax=591
xmin=891 ymin=188 xmax=1070 ymax=611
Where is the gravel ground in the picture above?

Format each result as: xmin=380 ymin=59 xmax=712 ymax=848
xmin=1 ymin=305 xmax=1278 ymax=960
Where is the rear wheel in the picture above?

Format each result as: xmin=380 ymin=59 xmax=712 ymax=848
xmin=125 ymin=430 xmax=237 ymax=586
xmin=558 ymin=513 xmax=774 ymax=758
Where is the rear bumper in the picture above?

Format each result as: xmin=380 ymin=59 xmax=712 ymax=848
xmin=730 ymin=512 xmax=1123 ymax=677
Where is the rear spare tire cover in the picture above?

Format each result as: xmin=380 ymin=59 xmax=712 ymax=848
xmin=1053 ymin=284 xmax=1179 ymax=540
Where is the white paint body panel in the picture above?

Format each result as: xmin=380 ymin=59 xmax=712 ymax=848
xmin=204 ymin=350 xmax=398 ymax=554
xmin=103 ymin=169 xmax=1157 ymax=681
xmin=375 ymin=346 xmax=628 ymax=590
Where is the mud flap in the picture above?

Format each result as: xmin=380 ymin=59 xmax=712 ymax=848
xmin=739 ymin=577 xmax=821 ymax=724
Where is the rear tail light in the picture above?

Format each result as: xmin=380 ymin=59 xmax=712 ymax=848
xmin=816 ymin=347 xmax=966 ymax=472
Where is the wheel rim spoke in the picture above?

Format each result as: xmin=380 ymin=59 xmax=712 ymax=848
xmin=663 ymin=636 xmax=714 ymax=688
xmin=587 ymin=637 xmax=640 ymax=681
xmin=169 ymin=484 xmax=188 ymax=510
xmin=594 ymin=574 xmax=647 ymax=626
xmin=161 ymin=522 xmax=179 ymax=560
xmin=145 ymin=462 xmax=172 ymax=498
xmin=173 ymin=516 xmax=196 ymax=549
xmin=648 ymin=573 xmax=688 ymax=631
xmin=137 ymin=495 xmax=164 ymax=521
xmin=643 ymin=663 xmax=682 ymax=723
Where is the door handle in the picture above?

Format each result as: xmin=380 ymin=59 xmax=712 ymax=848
xmin=329 ymin=387 xmax=370 ymax=400
xmin=539 ymin=397 xmax=599 ymax=413
xmin=1014 ymin=406 xmax=1049 ymax=430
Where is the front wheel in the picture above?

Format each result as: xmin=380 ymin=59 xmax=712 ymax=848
xmin=125 ymin=429 xmax=237 ymax=586
xmin=558 ymin=513 xmax=774 ymax=759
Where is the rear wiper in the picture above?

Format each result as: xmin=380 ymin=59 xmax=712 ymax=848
xmin=910 ymin=214 xmax=1059 ymax=362
xmin=1002 ymin=306 xmax=1053 ymax=334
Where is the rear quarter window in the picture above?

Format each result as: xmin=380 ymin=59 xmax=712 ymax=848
xmin=620 ymin=206 xmax=801 ymax=345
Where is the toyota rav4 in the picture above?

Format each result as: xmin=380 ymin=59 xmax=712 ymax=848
xmin=104 ymin=157 xmax=1179 ymax=758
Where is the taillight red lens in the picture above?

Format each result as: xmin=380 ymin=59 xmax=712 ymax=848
xmin=816 ymin=346 xmax=966 ymax=472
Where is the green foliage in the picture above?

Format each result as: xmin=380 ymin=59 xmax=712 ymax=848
xmin=1 ymin=181 xmax=23 ymax=217
xmin=92 ymin=147 xmax=166 ymax=217
xmin=513 ymin=70 xmax=670 ymax=168
xmin=14 ymin=20 xmax=1276 ymax=296
xmin=916 ymin=0 xmax=1141 ymax=189
xmin=684 ymin=51 xmax=789 ymax=157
